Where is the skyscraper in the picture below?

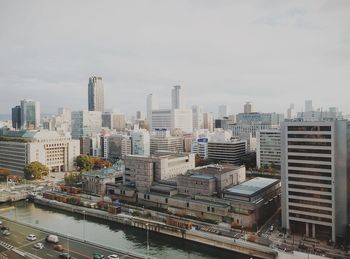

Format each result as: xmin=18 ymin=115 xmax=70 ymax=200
xmin=11 ymin=105 xmax=21 ymax=129
xmin=20 ymin=99 xmax=40 ymax=130
xmin=192 ymin=105 xmax=203 ymax=130
xmin=218 ymin=105 xmax=230 ymax=119
xmin=305 ymin=100 xmax=313 ymax=112
xmin=203 ymin=112 xmax=214 ymax=132
xmin=88 ymin=76 xmax=104 ymax=112
xmin=171 ymin=85 xmax=183 ymax=110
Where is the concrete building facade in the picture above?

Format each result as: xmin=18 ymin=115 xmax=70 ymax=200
xmin=256 ymin=129 xmax=281 ymax=169
xmin=88 ymin=76 xmax=104 ymax=112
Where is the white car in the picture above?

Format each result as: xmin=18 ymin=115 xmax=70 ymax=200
xmin=0 ymin=220 xmax=3 ymax=225
xmin=27 ymin=234 xmax=37 ymax=241
xmin=34 ymin=242 xmax=44 ymax=249
xmin=2 ymin=230 xmax=10 ymax=236
xmin=108 ymin=255 xmax=120 ymax=259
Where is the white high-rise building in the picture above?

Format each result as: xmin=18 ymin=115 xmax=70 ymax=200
xmin=20 ymin=99 xmax=40 ymax=130
xmin=171 ymin=109 xmax=193 ymax=133
xmin=191 ymin=138 xmax=208 ymax=159
xmin=88 ymin=76 xmax=104 ymax=112
xmin=131 ymin=129 xmax=150 ymax=157
xmin=192 ymin=105 xmax=203 ymax=130
xmin=218 ymin=105 xmax=230 ymax=119
xmin=281 ymin=120 xmax=350 ymax=242
xmin=171 ymin=85 xmax=183 ymax=110
xmin=244 ymin=102 xmax=254 ymax=114
xmin=305 ymin=100 xmax=313 ymax=112
xmin=71 ymin=110 xmax=102 ymax=139
xmin=151 ymin=109 xmax=172 ymax=132
xmin=256 ymin=129 xmax=281 ymax=169
xmin=287 ymin=104 xmax=295 ymax=119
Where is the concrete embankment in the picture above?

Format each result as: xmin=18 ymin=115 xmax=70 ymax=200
xmin=34 ymin=196 xmax=278 ymax=259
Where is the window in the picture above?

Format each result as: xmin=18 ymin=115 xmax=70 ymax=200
xmin=165 ymin=198 xmax=168 ymax=204
xmin=186 ymin=202 xmax=189 ymax=208
xmin=211 ymin=207 xmax=215 ymax=213
xmin=207 ymin=207 xmax=210 ymax=212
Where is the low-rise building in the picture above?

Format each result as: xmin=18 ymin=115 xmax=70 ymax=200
xmin=82 ymin=167 xmax=122 ymax=195
xmin=0 ymin=128 xmax=79 ymax=174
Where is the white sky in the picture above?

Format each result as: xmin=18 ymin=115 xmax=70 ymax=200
xmin=0 ymin=0 xmax=349 ymax=117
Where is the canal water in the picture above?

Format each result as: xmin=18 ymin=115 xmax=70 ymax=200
xmin=1 ymin=201 xmax=253 ymax=259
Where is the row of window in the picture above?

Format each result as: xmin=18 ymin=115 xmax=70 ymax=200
xmin=288 ymin=126 xmax=331 ymax=131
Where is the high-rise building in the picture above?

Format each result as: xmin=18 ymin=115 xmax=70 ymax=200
xmin=150 ymin=129 xmax=184 ymax=154
xmin=208 ymin=139 xmax=247 ymax=165
xmin=131 ymin=129 xmax=150 ymax=157
xmin=281 ymin=120 xmax=350 ymax=242
xmin=102 ymin=112 xmax=113 ymax=129
xmin=88 ymin=76 xmax=104 ymax=112
xmin=192 ymin=105 xmax=203 ymax=130
xmin=107 ymin=134 xmax=132 ymax=159
xmin=136 ymin=111 xmax=143 ymax=120
xmin=112 ymin=113 xmax=126 ymax=131
xmin=244 ymin=102 xmax=254 ymax=114
xmin=218 ymin=105 xmax=230 ymax=119
xmin=287 ymin=104 xmax=295 ymax=119
xmin=171 ymin=109 xmax=193 ymax=133
xmin=151 ymin=109 xmax=172 ymax=132
xmin=71 ymin=110 xmax=102 ymax=139
xmin=305 ymin=100 xmax=313 ymax=112
xmin=191 ymin=138 xmax=208 ymax=159
xmin=171 ymin=85 xmax=183 ymax=110
xmin=20 ymin=99 xmax=40 ymax=130
xmin=11 ymin=105 xmax=21 ymax=129
xmin=203 ymin=112 xmax=214 ymax=132
xmin=256 ymin=129 xmax=281 ymax=169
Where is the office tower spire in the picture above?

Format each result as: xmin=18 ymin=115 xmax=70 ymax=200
xmin=88 ymin=76 xmax=104 ymax=112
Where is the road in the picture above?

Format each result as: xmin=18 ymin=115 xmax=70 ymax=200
xmin=0 ymin=218 xmax=144 ymax=259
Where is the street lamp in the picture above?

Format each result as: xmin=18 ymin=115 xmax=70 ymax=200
xmin=82 ymin=210 xmax=86 ymax=241
xmin=146 ymin=223 xmax=149 ymax=251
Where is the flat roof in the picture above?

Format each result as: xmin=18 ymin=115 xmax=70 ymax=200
xmin=190 ymin=174 xmax=215 ymax=180
xmin=225 ymin=177 xmax=279 ymax=197
xmin=191 ymin=164 xmax=243 ymax=175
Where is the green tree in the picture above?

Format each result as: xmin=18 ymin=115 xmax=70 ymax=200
xmin=0 ymin=168 xmax=10 ymax=181
xmin=75 ymin=154 xmax=93 ymax=172
xmin=64 ymin=172 xmax=82 ymax=185
xmin=24 ymin=161 xmax=49 ymax=180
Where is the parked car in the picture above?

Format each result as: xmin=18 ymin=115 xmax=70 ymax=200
xmin=59 ymin=253 xmax=72 ymax=259
xmin=93 ymin=253 xmax=105 ymax=259
xmin=27 ymin=234 xmax=37 ymax=241
xmin=54 ymin=244 xmax=64 ymax=252
xmin=45 ymin=234 xmax=59 ymax=244
xmin=2 ymin=230 xmax=10 ymax=236
xmin=0 ymin=226 xmax=9 ymax=231
xmin=34 ymin=243 xmax=44 ymax=249
xmin=108 ymin=255 xmax=119 ymax=259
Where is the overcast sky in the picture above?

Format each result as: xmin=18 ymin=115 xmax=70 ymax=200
xmin=0 ymin=0 xmax=349 ymax=117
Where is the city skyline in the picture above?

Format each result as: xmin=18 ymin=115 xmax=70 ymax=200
xmin=1 ymin=1 xmax=350 ymax=116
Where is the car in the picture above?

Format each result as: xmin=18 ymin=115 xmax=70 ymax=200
xmin=108 ymin=255 xmax=119 ymax=259
xmin=34 ymin=242 xmax=44 ymax=249
xmin=269 ymin=226 xmax=274 ymax=232
xmin=93 ymin=253 xmax=105 ymax=259
xmin=278 ymin=233 xmax=284 ymax=237
xmin=0 ymin=226 xmax=9 ymax=231
xmin=2 ymin=230 xmax=10 ymax=236
xmin=59 ymin=253 xmax=72 ymax=259
xmin=27 ymin=234 xmax=37 ymax=241
xmin=54 ymin=244 xmax=64 ymax=252
xmin=45 ymin=234 xmax=59 ymax=243
xmin=0 ymin=220 xmax=3 ymax=225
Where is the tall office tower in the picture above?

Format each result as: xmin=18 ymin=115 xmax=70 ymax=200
xmin=131 ymin=129 xmax=150 ymax=156
xmin=20 ymin=99 xmax=40 ymax=130
xmin=218 ymin=105 xmax=230 ymax=119
xmin=147 ymin=93 xmax=158 ymax=130
xmin=71 ymin=110 xmax=102 ymax=139
xmin=171 ymin=85 xmax=183 ymax=110
xmin=244 ymin=102 xmax=254 ymax=114
xmin=11 ymin=105 xmax=21 ymax=129
xmin=192 ymin=105 xmax=203 ymax=130
xmin=305 ymin=100 xmax=313 ymax=112
xmin=256 ymin=129 xmax=281 ymax=169
xmin=281 ymin=120 xmax=350 ymax=242
xmin=136 ymin=111 xmax=143 ymax=120
xmin=287 ymin=104 xmax=295 ymax=119
xmin=203 ymin=112 xmax=214 ymax=132
xmin=88 ymin=76 xmax=104 ymax=112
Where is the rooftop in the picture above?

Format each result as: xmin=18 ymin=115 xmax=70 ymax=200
xmin=225 ymin=177 xmax=279 ymax=197
xmin=189 ymin=164 xmax=243 ymax=175
xmin=83 ymin=167 xmax=120 ymax=178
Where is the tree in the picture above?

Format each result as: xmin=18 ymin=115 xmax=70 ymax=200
xmin=0 ymin=168 xmax=10 ymax=181
xmin=92 ymin=157 xmax=112 ymax=170
xmin=24 ymin=161 xmax=49 ymax=180
xmin=64 ymin=172 xmax=82 ymax=185
xmin=75 ymin=154 xmax=93 ymax=172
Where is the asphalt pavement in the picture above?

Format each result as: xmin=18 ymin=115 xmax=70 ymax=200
xmin=0 ymin=218 xmax=139 ymax=259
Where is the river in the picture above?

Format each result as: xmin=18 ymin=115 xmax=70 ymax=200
xmin=0 ymin=201 xmax=254 ymax=259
